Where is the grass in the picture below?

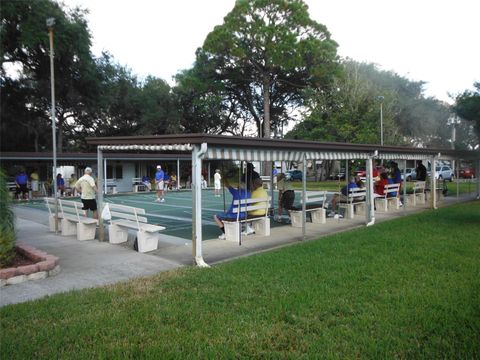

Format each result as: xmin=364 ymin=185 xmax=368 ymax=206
xmin=1 ymin=201 xmax=480 ymax=359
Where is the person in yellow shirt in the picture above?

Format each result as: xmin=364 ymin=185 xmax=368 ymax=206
xmin=244 ymin=178 xmax=268 ymax=235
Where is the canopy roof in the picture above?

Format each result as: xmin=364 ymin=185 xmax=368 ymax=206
xmin=87 ymin=134 xmax=479 ymax=161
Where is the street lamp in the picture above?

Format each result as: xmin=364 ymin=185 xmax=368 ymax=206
xmin=47 ymin=17 xmax=58 ymax=231
xmin=376 ymin=95 xmax=385 ymax=145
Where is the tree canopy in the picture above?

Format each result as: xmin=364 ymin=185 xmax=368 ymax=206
xmin=190 ymin=0 xmax=340 ymax=138
xmin=453 ymin=82 xmax=480 ymax=143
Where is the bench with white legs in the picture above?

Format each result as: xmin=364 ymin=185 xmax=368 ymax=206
xmin=45 ymin=197 xmax=62 ymax=232
xmin=374 ymin=183 xmax=401 ymax=212
xmin=290 ymin=191 xmax=328 ymax=228
xmin=223 ymin=197 xmax=271 ymax=244
xmin=338 ymin=188 xmax=367 ymax=219
xmin=132 ymin=177 xmax=148 ymax=192
xmin=106 ymin=203 xmax=165 ymax=252
xmin=58 ymin=199 xmax=98 ymax=240
xmin=406 ymin=181 xmax=426 ymax=206
xmin=106 ymin=178 xmax=117 ymax=194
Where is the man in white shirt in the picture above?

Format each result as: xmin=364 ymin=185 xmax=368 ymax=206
xmin=75 ymin=167 xmax=98 ymax=219
xmin=214 ymin=169 xmax=222 ymax=197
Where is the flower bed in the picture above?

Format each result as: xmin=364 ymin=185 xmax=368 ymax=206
xmin=0 ymin=243 xmax=60 ymax=286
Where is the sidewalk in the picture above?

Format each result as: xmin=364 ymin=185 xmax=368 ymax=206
xmin=1 ymin=195 xmax=476 ymax=307
xmin=1 ymin=208 xmax=183 ymax=307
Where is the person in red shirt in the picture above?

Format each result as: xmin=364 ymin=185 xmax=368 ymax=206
xmin=375 ymin=173 xmax=389 ymax=195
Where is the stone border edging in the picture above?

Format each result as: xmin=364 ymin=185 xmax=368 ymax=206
xmin=0 ymin=243 xmax=60 ymax=287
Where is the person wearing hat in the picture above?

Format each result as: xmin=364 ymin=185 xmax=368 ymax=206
xmin=75 ymin=167 xmax=98 ymax=219
xmin=155 ymin=165 xmax=165 ymax=202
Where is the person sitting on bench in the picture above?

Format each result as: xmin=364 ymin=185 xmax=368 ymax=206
xmin=330 ymin=176 xmax=358 ymax=217
xmin=243 ymin=178 xmax=268 ymax=235
xmin=214 ymin=177 xmax=250 ymax=240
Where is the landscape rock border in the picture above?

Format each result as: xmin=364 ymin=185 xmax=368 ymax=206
xmin=0 ymin=243 xmax=60 ymax=287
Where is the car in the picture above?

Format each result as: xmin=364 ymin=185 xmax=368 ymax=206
xmin=329 ymin=168 xmax=345 ymax=180
xmin=285 ymin=170 xmax=302 ymax=181
xmin=435 ymin=166 xmax=454 ymax=181
xmin=401 ymin=168 xmax=416 ymax=181
xmin=459 ymin=167 xmax=476 ymax=179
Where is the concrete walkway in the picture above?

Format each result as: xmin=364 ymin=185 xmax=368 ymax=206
xmin=1 ymin=195 xmax=476 ymax=307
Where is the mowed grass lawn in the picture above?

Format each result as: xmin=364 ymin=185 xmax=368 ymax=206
xmin=1 ymin=202 xmax=480 ymax=359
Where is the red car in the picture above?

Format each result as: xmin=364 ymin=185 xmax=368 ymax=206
xmin=459 ymin=168 xmax=476 ymax=179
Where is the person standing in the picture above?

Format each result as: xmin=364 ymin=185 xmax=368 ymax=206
xmin=416 ymin=160 xmax=427 ymax=181
xmin=30 ymin=169 xmax=39 ymax=195
xmin=214 ymin=169 xmax=222 ymax=197
xmin=75 ymin=167 xmax=98 ymax=219
xmin=155 ymin=165 xmax=165 ymax=202
xmin=56 ymin=174 xmax=65 ymax=197
xmin=275 ymin=173 xmax=295 ymax=222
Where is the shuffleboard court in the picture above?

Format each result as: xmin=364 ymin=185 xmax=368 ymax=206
xmin=21 ymin=189 xmax=288 ymax=241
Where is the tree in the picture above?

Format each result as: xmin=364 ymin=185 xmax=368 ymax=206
xmin=453 ymin=82 xmax=480 ymax=142
xmin=193 ymin=0 xmax=339 ymax=138
xmin=1 ymin=0 xmax=99 ymax=152
xmin=288 ymin=59 xmax=451 ymax=148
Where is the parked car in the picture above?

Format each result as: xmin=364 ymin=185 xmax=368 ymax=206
xmin=459 ymin=167 xmax=476 ymax=179
xmin=401 ymin=168 xmax=416 ymax=181
xmin=434 ymin=166 xmax=454 ymax=181
xmin=285 ymin=170 xmax=303 ymax=181
xmin=329 ymin=168 xmax=345 ymax=180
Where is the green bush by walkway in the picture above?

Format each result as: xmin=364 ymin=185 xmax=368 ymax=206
xmin=1 ymin=201 xmax=479 ymax=359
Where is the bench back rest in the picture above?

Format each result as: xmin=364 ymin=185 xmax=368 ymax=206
xmin=300 ymin=191 xmax=328 ymax=206
xmin=44 ymin=197 xmax=57 ymax=217
xmin=384 ymin=183 xmax=400 ymax=196
xmin=107 ymin=203 xmax=147 ymax=228
xmin=58 ymin=199 xmax=85 ymax=222
xmin=232 ymin=197 xmax=271 ymax=217
xmin=347 ymin=187 xmax=367 ymax=203
xmin=413 ymin=181 xmax=426 ymax=193
xmin=132 ymin=177 xmax=142 ymax=184
xmin=7 ymin=182 xmax=17 ymax=191
xmin=106 ymin=179 xmax=116 ymax=186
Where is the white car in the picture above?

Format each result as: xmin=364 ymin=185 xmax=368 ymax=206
xmin=435 ymin=166 xmax=454 ymax=181
xmin=401 ymin=168 xmax=416 ymax=181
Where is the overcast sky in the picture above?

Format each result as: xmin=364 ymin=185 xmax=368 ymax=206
xmin=62 ymin=0 xmax=480 ymax=104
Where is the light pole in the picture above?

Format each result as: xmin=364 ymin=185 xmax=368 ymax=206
xmin=377 ymin=95 xmax=384 ymax=145
xmin=47 ymin=17 xmax=58 ymax=231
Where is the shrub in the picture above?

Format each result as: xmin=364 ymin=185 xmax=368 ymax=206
xmin=0 ymin=169 xmax=15 ymax=267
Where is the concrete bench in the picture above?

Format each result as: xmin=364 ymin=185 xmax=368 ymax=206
xmin=132 ymin=177 xmax=148 ymax=192
xmin=223 ymin=197 xmax=271 ymax=244
xmin=58 ymin=199 xmax=98 ymax=240
xmin=374 ymin=183 xmax=401 ymax=212
xmin=406 ymin=181 xmax=426 ymax=206
xmin=290 ymin=191 xmax=328 ymax=228
xmin=106 ymin=203 xmax=165 ymax=252
xmin=45 ymin=197 xmax=62 ymax=232
xmin=338 ymin=188 xmax=367 ymax=219
xmin=106 ymin=178 xmax=117 ymax=194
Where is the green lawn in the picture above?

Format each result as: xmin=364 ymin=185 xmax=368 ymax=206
xmin=1 ymin=201 xmax=480 ymax=359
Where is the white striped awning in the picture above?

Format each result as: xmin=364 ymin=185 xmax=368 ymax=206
xmin=205 ymin=148 xmax=374 ymax=161
xmin=98 ymin=144 xmax=193 ymax=151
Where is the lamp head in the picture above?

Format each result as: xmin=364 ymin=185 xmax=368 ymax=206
xmin=46 ymin=18 xmax=55 ymax=28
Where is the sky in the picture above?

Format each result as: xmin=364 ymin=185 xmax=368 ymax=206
xmin=62 ymin=0 xmax=480 ymax=104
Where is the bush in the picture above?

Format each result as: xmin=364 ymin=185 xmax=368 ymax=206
xmin=0 ymin=169 xmax=15 ymax=267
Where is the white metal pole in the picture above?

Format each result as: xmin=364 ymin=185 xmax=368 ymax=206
xmin=97 ymin=148 xmax=104 ymax=241
xmin=177 ymin=158 xmax=180 ymax=190
xmin=301 ymin=156 xmax=307 ymax=240
xmin=380 ymin=101 xmax=384 ymax=146
xmin=48 ymin=23 xmax=58 ymax=232
xmin=366 ymin=157 xmax=375 ymax=226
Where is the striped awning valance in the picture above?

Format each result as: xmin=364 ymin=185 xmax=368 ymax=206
xmin=205 ymin=148 xmax=373 ymax=161
xmin=379 ymin=153 xmax=433 ymax=160
xmin=98 ymin=144 xmax=193 ymax=151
